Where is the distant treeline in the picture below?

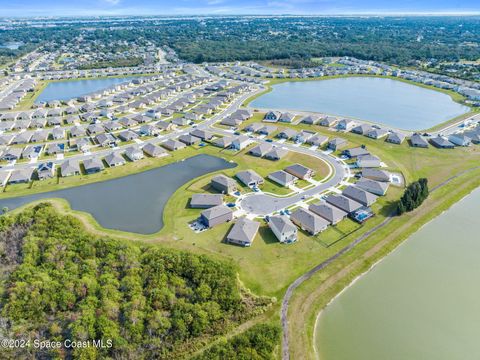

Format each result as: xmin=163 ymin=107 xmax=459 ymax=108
xmin=2 ymin=16 xmax=480 ymax=68
xmin=397 ymin=178 xmax=429 ymax=215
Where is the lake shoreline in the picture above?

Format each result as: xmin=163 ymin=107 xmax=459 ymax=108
xmin=313 ymin=185 xmax=480 ymax=360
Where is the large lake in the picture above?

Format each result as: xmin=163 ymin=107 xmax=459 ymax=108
xmin=35 ymin=76 xmax=136 ymax=103
xmin=251 ymin=77 xmax=470 ymax=130
xmin=0 ymin=155 xmax=236 ymax=234
xmin=315 ymin=187 xmax=480 ymax=360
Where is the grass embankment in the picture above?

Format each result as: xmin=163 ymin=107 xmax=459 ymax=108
xmin=288 ymin=167 xmax=480 ymax=360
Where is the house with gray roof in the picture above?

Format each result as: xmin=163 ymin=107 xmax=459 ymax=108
xmin=319 ymin=116 xmax=338 ymax=127
xmin=190 ymin=129 xmax=213 ymax=141
xmin=22 ymin=145 xmax=42 ymax=159
xmin=366 ymin=128 xmax=389 ymax=139
xmin=95 ymin=133 xmax=118 ymax=147
xmin=356 ymin=154 xmax=381 ymax=168
xmin=211 ymin=174 xmax=238 ymax=194
xmin=11 ymin=132 xmax=32 ymax=144
xmin=430 ymin=136 xmax=455 ymax=149
xmin=190 ymin=194 xmax=224 ymax=209
xmin=290 ymin=208 xmax=329 ymax=235
xmin=279 ymin=112 xmax=295 ymax=123
xmin=327 ymin=137 xmax=348 ymax=151
xmin=162 ymin=139 xmax=186 ymax=151
xmin=105 ymin=152 xmax=126 ymax=167
xmin=231 ymin=135 xmax=250 ymax=150
xmin=355 ymin=178 xmax=389 ymax=196
xmin=325 ymin=194 xmax=363 ymax=213
xmin=179 ymin=134 xmax=201 ymax=145
xmin=342 ymin=185 xmax=378 ymax=206
xmin=70 ymin=125 xmax=87 ymax=138
xmin=410 ymin=134 xmax=429 ymax=148
xmin=301 ymin=115 xmax=320 ymax=125
xmin=268 ymin=170 xmax=296 ymax=187
xmin=352 ymin=124 xmax=373 ymax=135
xmin=236 ymin=170 xmax=264 ymax=187
xmin=142 ymin=142 xmax=167 ymax=157
xmin=448 ymin=133 xmax=471 ymax=147
xmin=307 ymin=134 xmax=329 ymax=146
xmin=200 ymin=205 xmax=234 ymax=228
xmin=361 ymin=168 xmax=391 ymax=182
xmin=285 ymin=164 xmax=315 ymax=180
xmin=213 ymin=136 xmax=234 ymax=148
xmin=386 ymin=132 xmax=406 ymax=144
xmin=277 ymin=128 xmax=298 ymax=139
xmin=463 ymin=129 xmax=480 ymax=144
xmin=36 ymin=162 xmax=55 ymax=180
xmin=309 ymin=202 xmax=347 ymax=225
xmin=221 ymin=116 xmax=242 ymax=127
xmin=87 ymin=123 xmax=105 ymax=135
xmin=45 ymin=143 xmax=65 ymax=155
xmin=343 ymin=147 xmax=370 ymax=158
xmin=263 ymin=111 xmax=282 ymax=122
xmin=249 ymin=143 xmax=272 ymax=157
xmin=9 ymin=168 xmax=34 ymax=184
xmin=60 ymin=159 xmax=80 ymax=177
xmin=0 ymin=171 xmax=10 ymax=186
xmin=258 ymin=125 xmax=277 ymax=135
xmin=264 ymin=147 xmax=288 ymax=161
xmin=118 ymin=130 xmax=139 ymax=142
xmin=83 ymin=157 xmax=104 ymax=174
xmin=1 ymin=147 xmax=22 ymax=161
xmin=337 ymin=119 xmax=356 ymax=131
xmin=268 ymin=215 xmax=298 ymax=243
xmin=125 ymin=146 xmax=144 ymax=161
xmin=226 ymin=218 xmax=260 ymax=247
xmin=244 ymin=123 xmax=263 ymax=133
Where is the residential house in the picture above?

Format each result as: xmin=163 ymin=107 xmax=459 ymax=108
xmin=386 ymin=132 xmax=406 ymax=144
xmin=236 ymin=170 xmax=264 ymax=187
xmin=268 ymin=215 xmax=298 ymax=243
xmin=327 ymin=137 xmax=348 ymax=151
xmin=231 ymin=135 xmax=250 ymax=150
xmin=430 ymin=136 xmax=455 ymax=149
xmin=226 ymin=218 xmax=260 ymax=247
xmin=1 ymin=147 xmax=22 ymax=161
xmin=179 ymin=134 xmax=201 ymax=145
xmin=83 ymin=157 xmax=105 ymax=174
xmin=9 ymin=168 xmax=34 ymax=184
xmin=60 ymin=159 xmax=81 ymax=177
xmin=410 ymin=134 xmax=429 ymax=148
xmin=125 ymin=146 xmax=144 ymax=161
xmin=244 ymin=123 xmax=263 ymax=133
xmin=212 ymin=136 xmax=233 ymax=148
xmin=257 ymin=125 xmax=277 ymax=136
xmin=264 ymin=147 xmax=288 ymax=160
xmin=45 ymin=143 xmax=65 ymax=155
xmin=104 ymin=152 xmax=126 ymax=167
xmin=200 ymin=205 xmax=233 ymax=228
xmin=118 ymin=130 xmax=139 ymax=142
xmin=278 ymin=112 xmax=295 ymax=123
xmin=342 ymin=185 xmax=378 ymax=206
xmin=263 ymin=111 xmax=282 ymax=122
xmin=211 ymin=175 xmax=238 ymax=194
xmin=448 ymin=133 xmax=471 ymax=147
xmin=356 ymin=154 xmax=381 ymax=168
xmin=277 ymin=128 xmax=298 ymax=139
xmin=301 ymin=115 xmax=320 ymax=125
xmin=366 ymin=128 xmax=389 ymax=139
xmin=355 ymin=178 xmax=389 ymax=196
xmin=307 ymin=135 xmax=329 ymax=146
xmin=95 ymin=133 xmax=117 ymax=147
xmin=325 ymin=194 xmax=363 ymax=213
xmin=319 ymin=116 xmax=339 ymax=127
xmin=190 ymin=129 xmax=213 ymax=141
xmin=249 ymin=143 xmax=272 ymax=157
xmin=36 ymin=162 xmax=55 ymax=180
xmin=285 ymin=164 xmax=315 ymax=180
xmin=142 ymin=142 xmax=167 ymax=157
xmin=162 ymin=139 xmax=186 ymax=151
xmin=361 ymin=168 xmax=391 ymax=182
xmin=343 ymin=147 xmax=370 ymax=158
xmin=352 ymin=124 xmax=373 ymax=135
xmin=190 ymin=194 xmax=224 ymax=209
xmin=268 ymin=170 xmax=297 ymax=187
xmin=290 ymin=208 xmax=329 ymax=235
xmin=309 ymin=202 xmax=347 ymax=225
xmin=337 ymin=119 xmax=356 ymax=131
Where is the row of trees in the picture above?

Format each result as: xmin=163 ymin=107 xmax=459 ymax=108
xmin=0 ymin=203 xmax=272 ymax=359
xmin=397 ymin=178 xmax=429 ymax=215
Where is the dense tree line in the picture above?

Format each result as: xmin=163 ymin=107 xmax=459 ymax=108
xmin=0 ymin=204 xmax=272 ymax=359
xmin=192 ymin=323 xmax=280 ymax=360
xmin=397 ymin=178 xmax=429 ymax=215
xmin=2 ymin=16 xmax=480 ymax=69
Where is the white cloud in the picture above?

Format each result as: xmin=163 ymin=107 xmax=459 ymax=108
xmin=103 ymin=0 xmax=121 ymax=5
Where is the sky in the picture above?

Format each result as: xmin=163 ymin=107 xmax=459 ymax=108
xmin=0 ymin=0 xmax=479 ymax=17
